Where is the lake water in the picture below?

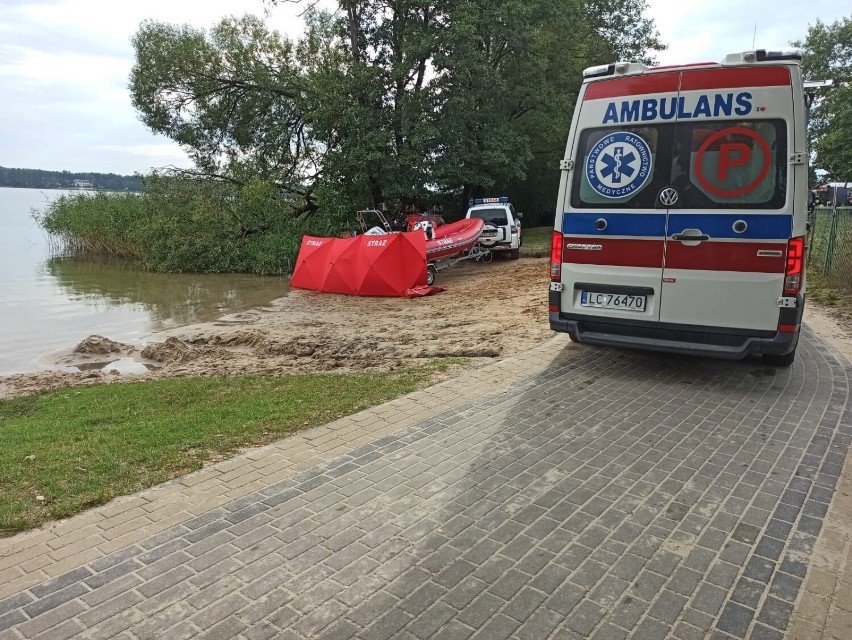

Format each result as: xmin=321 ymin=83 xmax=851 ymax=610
xmin=0 ymin=187 xmax=289 ymax=375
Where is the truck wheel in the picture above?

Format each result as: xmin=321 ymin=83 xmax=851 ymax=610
xmin=426 ymin=264 xmax=437 ymax=286
xmin=763 ymin=349 xmax=796 ymax=367
xmin=509 ymin=249 xmax=520 ymax=260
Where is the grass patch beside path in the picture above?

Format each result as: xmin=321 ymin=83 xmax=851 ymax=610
xmin=522 ymin=226 xmax=552 ymax=258
xmin=0 ymin=361 xmax=461 ymax=535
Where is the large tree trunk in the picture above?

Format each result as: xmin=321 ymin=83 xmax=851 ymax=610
xmin=343 ymin=1 xmax=360 ymax=62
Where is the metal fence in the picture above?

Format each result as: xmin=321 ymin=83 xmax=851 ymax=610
xmin=808 ymin=206 xmax=852 ymax=290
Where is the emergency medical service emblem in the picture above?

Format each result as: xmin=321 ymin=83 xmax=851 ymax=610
xmin=586 ymin=132 xmax=653 ymax=199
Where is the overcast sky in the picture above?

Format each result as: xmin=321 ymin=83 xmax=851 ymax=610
xmin=0 ymin=0 xmax=848 ymax=176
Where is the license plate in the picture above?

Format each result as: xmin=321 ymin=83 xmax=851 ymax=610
xmin=481 ymin=230 xmax=497 ymax=236
xmin=581 ymin=291 xmax=646 ymax=311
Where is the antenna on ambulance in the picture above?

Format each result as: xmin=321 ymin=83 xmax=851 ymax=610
xmin=752 ymin=24 xmax=757 ymax=48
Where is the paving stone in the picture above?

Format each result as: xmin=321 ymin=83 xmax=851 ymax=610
xmin=743 ymin=556 xmax=776 ymax=584
xmin=0 ymin=594 xmax=33 ymax=619
xmin=717 ymin=602 xmax=756 ymax=637
xmin=633 ymin=616 xmax=672 ymax=640
xmin=769 ymin=570 xmax=802 ymax=603
xmin=756 ymin=595 xmax=794 ymax=631
xmin=649 ymin=589 xmax=689 ymax=624
xmin=22 ymin=583 xmax=88 ymax=619
xmin=407 ymin=601 xmax=457 ymax=639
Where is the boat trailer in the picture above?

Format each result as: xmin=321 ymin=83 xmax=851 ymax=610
xmin=427 ymin=243 xmax=492 ymax=286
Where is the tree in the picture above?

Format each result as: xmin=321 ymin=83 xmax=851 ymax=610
xmin=129 ymin=0 xmax=664 ymax=220
xmin=130 ymin=16 xmax=322 ymax=214
xmin=432 ymin=0 xmax=664 ymax=218
xmin=796 ymin=16 xmax=852 ymax=182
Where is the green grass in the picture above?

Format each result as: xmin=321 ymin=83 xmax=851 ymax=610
xmin=807 ymin=273 xmax=848 ymax=307
xmin=522 ymin=226 xmax=553 ymax=257
xmin=0 ymin=361 xmax=462 ymax=535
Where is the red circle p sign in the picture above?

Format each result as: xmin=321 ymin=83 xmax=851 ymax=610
xmin=694 ymin=127 xmax=771 ymax=198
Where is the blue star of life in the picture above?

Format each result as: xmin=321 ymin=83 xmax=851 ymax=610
xmin=586 ymin=132 xmax=653 ymax=199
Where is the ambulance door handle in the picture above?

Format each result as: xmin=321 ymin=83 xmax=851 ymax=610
xmin=672 ymin=232 xmax=710 ymax=242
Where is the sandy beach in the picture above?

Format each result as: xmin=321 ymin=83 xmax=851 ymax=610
xmin=1 ymin=256 xmax=848 ymax=400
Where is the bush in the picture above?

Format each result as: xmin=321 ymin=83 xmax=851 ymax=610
xmin=37 ymin=175 xmax=346 ymax=275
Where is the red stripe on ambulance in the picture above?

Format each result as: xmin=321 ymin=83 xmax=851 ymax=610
xmin=664 ymin=242 xmax=787 ymax=273
xmin=585 ymin=66 xmax=791 ymax=101
xmin=585 ymin=73 xmax=679 ymax=100
xmin=680 ymin=67 xmax=791 ymax=91
xmin=563 ymin=238 xmax=663 ymax=268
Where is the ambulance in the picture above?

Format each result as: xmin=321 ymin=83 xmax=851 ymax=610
xmin=549 ymin=49 xmax=810 ymax=366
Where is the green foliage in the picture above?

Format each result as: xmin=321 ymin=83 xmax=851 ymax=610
xmin=797 ymin=16 xmax=852 ymax=181
xmin=131 ymin=17 xmax=314 ymax=194
xmin=37 ymin=175 xmax=347 ymax=274
xmin=37 ymin=191 xmax=145 ymax=256
xmin=129 ymin=2 xmax=665 ymax=220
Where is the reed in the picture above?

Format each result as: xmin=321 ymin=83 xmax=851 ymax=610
xmin=36 ymin=177 xmax=343 ymax=275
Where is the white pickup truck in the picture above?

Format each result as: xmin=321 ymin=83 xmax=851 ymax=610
xmin=465 ymin=197 xmax=523 ymax=259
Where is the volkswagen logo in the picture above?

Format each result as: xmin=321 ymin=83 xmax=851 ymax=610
xmin=659 ymin=187 xmax=679 ymax=206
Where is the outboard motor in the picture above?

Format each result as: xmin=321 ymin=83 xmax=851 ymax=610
xmin=412 ymin=220 xmax=435 ymax=240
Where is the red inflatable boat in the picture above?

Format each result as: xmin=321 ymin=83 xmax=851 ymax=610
xmin=349 ymin=209 xmax=485 ymax=261
xmin=422 ymin=217 xmax=485 ymax=260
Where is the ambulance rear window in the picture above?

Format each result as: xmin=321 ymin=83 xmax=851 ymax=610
xmin=679 ymin=120 xmax=786 ymax=208
xmin=572 ymin=126 xmax=662 ymax=209
xmin=571 ymin=120 xmax=787 ymax=210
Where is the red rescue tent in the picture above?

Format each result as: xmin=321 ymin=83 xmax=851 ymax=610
xmin=291 ymin=233 xmax=427 ymax=296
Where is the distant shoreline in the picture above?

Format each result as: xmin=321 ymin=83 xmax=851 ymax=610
xmin=0 ymin=166 xmax=142 ymax=192
xmin=0 ymin=185 xmax=140 ymax=192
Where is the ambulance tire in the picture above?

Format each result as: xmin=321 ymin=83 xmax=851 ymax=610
xmin=567 ymin=332 xmax=579 ymax=343
xmin=509 ymin=249 xmax=520 ymax=260
xmin=763 ymin=348 xmax=796 ymax=367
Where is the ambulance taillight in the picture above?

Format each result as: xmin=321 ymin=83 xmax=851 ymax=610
xmin=550 ymin=232 xmax=563 ymax=281
xmin=783 ymin=236 xmax=805 ymax=295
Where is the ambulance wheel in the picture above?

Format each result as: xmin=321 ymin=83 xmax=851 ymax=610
xmin=567 ymin=332 xmax=580 ymax=343
xmin=509 ymin=248 xmax=520 ymax=260
xmin=426 ymin=265 xmax=437 ymax=287
xmin=763 ymin=349 xmax=796 ymax=367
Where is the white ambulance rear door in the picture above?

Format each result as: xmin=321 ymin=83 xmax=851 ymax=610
xmin=658 ymin=65 xmax=796 ymax=331
xmin=558 ymin=70 xmax=682 ymax=323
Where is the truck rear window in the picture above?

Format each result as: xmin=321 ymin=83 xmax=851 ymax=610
xmin=469 ymin=208 xmax=509 ymax=225
xmin=571 ymin=120 xmax=787 ymax=210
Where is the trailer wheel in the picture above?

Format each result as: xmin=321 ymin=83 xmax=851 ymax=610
xmin=426 ymin=264 xmax=437 ymax=286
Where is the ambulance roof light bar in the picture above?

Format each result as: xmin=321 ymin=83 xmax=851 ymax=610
xmin=582 ymin=61 xmax=648 ymax=79
xmin=723 ymin=48 xmax=803 ymax=65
